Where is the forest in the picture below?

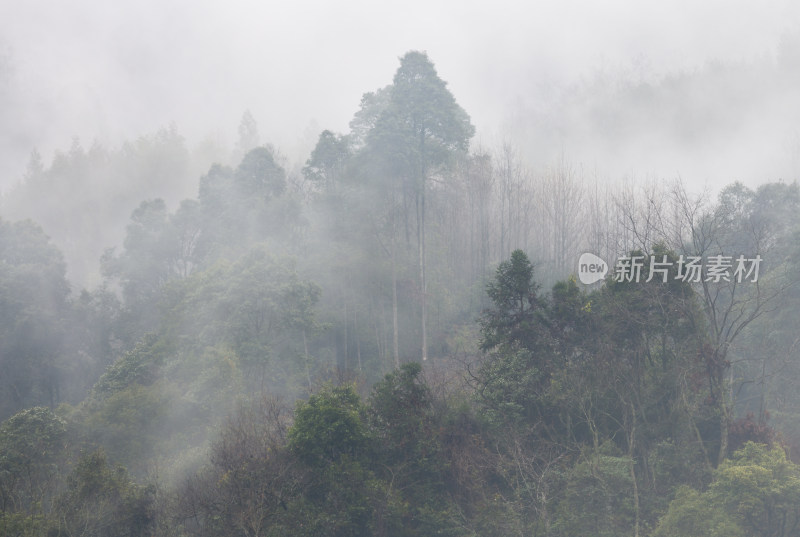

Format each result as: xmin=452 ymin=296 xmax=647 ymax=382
xmin=2 ymin=48 xmax=800 ymax=536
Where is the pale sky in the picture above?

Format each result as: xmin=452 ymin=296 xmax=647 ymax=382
xmin=1 ymin=0 xmax=799 ymax=191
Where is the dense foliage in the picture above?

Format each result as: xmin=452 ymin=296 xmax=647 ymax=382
xmin=2 ymin=50 xmax=800 ymax=536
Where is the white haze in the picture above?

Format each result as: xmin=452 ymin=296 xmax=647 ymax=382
xmin=1 ymin=0 xmax=799 ymax=194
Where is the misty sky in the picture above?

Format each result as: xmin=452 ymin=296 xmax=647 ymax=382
xmin=1 ymin=0 xmax=799 ymax=193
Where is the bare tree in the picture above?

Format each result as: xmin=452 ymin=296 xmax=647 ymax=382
xmin=534 ymin=156 xmax=588 ymax=282
xmin=614 ymin=180 xmax=795 ymax=465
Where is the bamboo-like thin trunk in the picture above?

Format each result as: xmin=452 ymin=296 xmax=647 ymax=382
xmin=355 ymin=309 xmax=361 ymax=372
xmin=392 ymin=223 xmax=399 ymax=368
xmin=303 ymin=329 xmax=311 ymax=390
xmin=418 ymin=130 xmax=428 ymax=362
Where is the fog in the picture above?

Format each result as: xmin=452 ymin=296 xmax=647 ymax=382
xmin=5 ymin=3 xmax=800 ymax=535
xmin=2 ymin=0 xmax=799 ymax=194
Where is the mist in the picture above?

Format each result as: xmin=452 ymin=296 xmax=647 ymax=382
xmin=3 ymin=3 xmax=800 ymax=536
xmin=2 ymin=0 xmax=799 ymax=193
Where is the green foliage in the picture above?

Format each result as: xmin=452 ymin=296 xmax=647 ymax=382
xmin=303 ymin=130 xmax=351 ymax=187
xmin=480 ymin=249 xmax=546 ymax=353
xmin=77 ymin=334 xmax=176 ymax=471
xmin=160 ymin=246 xmax=321 ymax=388
xmin=369 ymin=362 xmax=431 ymax=446
xmin=476 ymin=347 xmax=547 ymax=425
xmin=0 ymin=407 xmax=66 ymax=515
xmin=370 ymin=50 xmax=474 ymax=177
xmin=53 ymin=449 xmax=155 ymax=537
xmin=101 ymin=197 xmax=202 ymax=301
xmin=67 ymin=287 xmax=122 ymax=396
xmin=288 ymin=384 xmax=370 ymax=467
xmin=82 ymin=383 xmax=172 ymax=471
xmin=91 ymin=335 xmax=164 ymax=398
xmin=475 ymin=250 xmax=561 ymax=427
xmin=555 ymin=447 xmax=636 ymax=537
xmin=100 ymin=198 xmax=180 ymax=340
xmin=369 ymin=363 xmax=448 ymax=513
xmin=304 ymin=458 xmax=377 ymax=537
xmin=652 ymin=486 xmax=745 ymax=537
xmin=712 ymin=442 xmax=800 ymax=536
xmin=348 ymin=86 xmax=390 ymax=149
xmin=180 ymin=367 xmax=467 ymax=537
xmin=0 ymin=406 xmax=66 ymax=470
xmin=11 ymin=50 xmax=800 ymax=537
xmin=654 ymin=442 xmax=800 ymax=537
xmin=0 ymin=219 xmax=70 ymax=418
xmin=235 ymin=146 xmax=286 ymax=201
xmin=196 ymin=146 xmax=297 ymax=260
xmin=4 ymin=127 xmax=192 ymax=289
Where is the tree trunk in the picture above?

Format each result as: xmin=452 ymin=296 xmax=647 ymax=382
xmin=717 ymin=366 xmax=731 ymax=466
xmin=419 ymin=190 xmax=427 ymax=362
xmin=714 ymin=348 xmax=731 ymax=466
xmin=392 ymin=217 xmax=400 ymax=368
xmin=343 ymin=299 xmax=348 ymax=372
xmin=417 ymin=134 xmax=428 ymax=362
xmin=303 ymin=329 xmax=311 ymax=390
xmin=718 ymin=404 xmax=729 ymax=466
xmin=629 ymin=401 xmax=640 ymax=537
xmin=355 ymin=309 xmax=362 ymax=372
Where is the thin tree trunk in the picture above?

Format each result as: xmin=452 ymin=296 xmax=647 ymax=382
xmin=418 ymin=131 xmax=428 ymax=362
xmin=303 ymin=329 xmax=311 ymax=390
xmin=343 ymin=299 xmax=348 ymax=372
xmin=718 ymin=372 xmax=731 ymax=466
xmin=392 ymin=220 xmax=400 ymax=368
xmin=375 ymin=299 xmax=384 ymax=369
xmin=355 ymin=308 xmax=362 ymax=372
xmin=629 ymin=401 xmax=640 ymax=537
xmin=420 ymin=193 xmax=427 ymax=362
